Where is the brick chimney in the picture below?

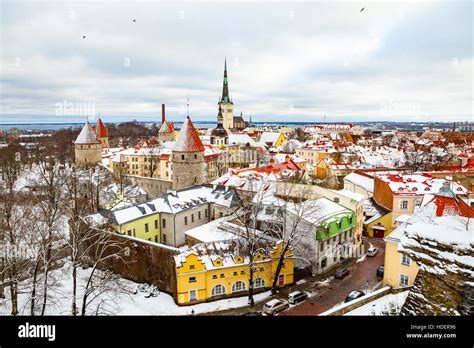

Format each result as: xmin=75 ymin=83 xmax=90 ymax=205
xmin=162 ymin=104 xmax=166 ymax=124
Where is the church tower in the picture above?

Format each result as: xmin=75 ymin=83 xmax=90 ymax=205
xmin=218 ymin=58 xmax=234 ymax=131
xmin=74 ymin=121 xmax=102 ymax=167
xmin=210 ymin=105 xmax=228 ymax=147
xmin=172 ymin=116 xmax=206 ymax=190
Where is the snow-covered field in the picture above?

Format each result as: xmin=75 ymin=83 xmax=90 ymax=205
xmin=0 ymin=262 xmax=271 ymax=316
xmin=344 ymin=291 xmax=409 ymax=315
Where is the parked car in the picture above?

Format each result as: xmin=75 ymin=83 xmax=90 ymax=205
xmin=288 ymin=291 xmax=308 ymax=305
xmin=376 ymin=265 xmax=384 ymax=277
xmin=263 ymin=299 xmax=289 ymax=315
xmin=367 ymin=246 xmax=379 ymax=257
xmin=335 ymin=268 xmax=350 ymax=279
xmin=344 ymin=290 xmax=365 ymax=303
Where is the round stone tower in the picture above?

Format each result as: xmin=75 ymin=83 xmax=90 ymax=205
xmin=172 ymin=116 xmax=206 ymax=190
xmin=74 ymin=121 xmax=102 ymax=167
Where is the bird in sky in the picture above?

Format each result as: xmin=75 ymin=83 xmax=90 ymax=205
xmin=132 ymin=19 xmax=136 ymax=22
xmin=82 ymin=35 xmax=86 ymax=39
xmin=360 ymin=7 xmax=365 ymax=12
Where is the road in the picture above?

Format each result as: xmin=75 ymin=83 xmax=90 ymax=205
xmin=207 ymin=237 xmax=385 ymax=316
xmin=281 ymin=237 xmax=385 ymax=315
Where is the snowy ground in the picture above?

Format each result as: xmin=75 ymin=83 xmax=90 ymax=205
xmin=0 ymin=262 xmax=271 ymax=316
xmin=344 ymin=291 xmax=409 ymax=316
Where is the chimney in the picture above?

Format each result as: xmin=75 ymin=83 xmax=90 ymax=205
xmin=162 ymin=104 xmax=166 ymax=124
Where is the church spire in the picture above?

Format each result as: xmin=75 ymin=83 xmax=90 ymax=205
xmin=221 ymin=58 xmax=231 ymax=104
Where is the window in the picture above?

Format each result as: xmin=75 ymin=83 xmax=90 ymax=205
xmin=233 ymin=272 xmax=238 ymax=276
xmin=212 ymin=275 xmax=217 ymax=279
xmin=205 ymin=209 xmax=208 ymax=217
xmin=189 ymin=289 xmax=197 ymax=301
xmin=254 ymin=278 xmax=265 ymax=288
xmin=194 ymin=154 xmax=197 ymax=159
xmin=184 ymin=216 xmax=188 ymax=225
xmin=189 ymin=277 xmax=197 ymax=283
xmin=211 ymin=284 xmax=226 ymax=296
xmin=321 ymin=257 xmax=327 ymax=269
xmin=400 ymin=200 xmax=408 ymax=210
xmin=191 ymin=214 xmax=194 ymax=223
xmin=219 ymin=212 xmax=224 ymax=218
xmin=181 ymin=155 xmax=185 ymax=160
xmin=320 ymin=243 xmax=324 ymax=252
xmin=145 ymin=223 xmax=149 ymax=233
xmin=414 ymin=200 xmax=422 ymax=207
xmin=154 ymin=220 xmax=158 ymax=229
xmin=333 ymin=197 xmax=340 ymax=203
xmin=198 ymin=211 xmax=201 ymax=220
xmin=259 ymin=267 xmax=264 ymax=272
xmin=240 ymin=270 xmax=245 ymax=275
xmin=127 ymin=230 xmax=132 ymax=236
xmin=399 ymin=274 xmax=409 ymax=287
xmin=401 ymin=254 xmax=411 ymax=266
xmin=162 ymin=234 xmax=167 ymax=243
xmin=162 ymin=219 xmax=166 ymax=228
xmin=232 ymin=281 xmax=246 ymax=293
xmin=220 ymin=273 xmax=225 ymax=278
xmin=155 ymin=235 xmax=159 ymax=243
xmin=147 ymin=238 xmax=151 ymax=241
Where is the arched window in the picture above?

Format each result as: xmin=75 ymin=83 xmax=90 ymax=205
xmin=232 ymin=281 xmax=246 ymax=293
xmin=211 ymin=284 xmax=226 ymax=296
xmin=254 ymin=278 xmax=265 ymax=288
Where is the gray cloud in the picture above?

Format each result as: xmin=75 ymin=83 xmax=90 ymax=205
xmin=0 ymin=0 xmax=472 ymax=124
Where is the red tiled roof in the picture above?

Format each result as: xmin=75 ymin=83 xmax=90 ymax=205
xmin=96 ymin=118 xmax=108 ymax=138
xmin=430 ymin=194 xmax=474 ymax=218
xmin=172 ymin=116 xmax=205 ymax=152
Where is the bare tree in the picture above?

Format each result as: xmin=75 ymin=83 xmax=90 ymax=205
xmin=232 ymin=178 xmax=274 ymax=306
xmin=265 ymin=181 xmax=319 ymax=294
xmin=63 ymin=165 xmax=128 ymax=315
xmin=26 ymin=156 xmax=67 ymax=315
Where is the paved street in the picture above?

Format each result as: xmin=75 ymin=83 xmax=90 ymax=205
xmin=207 ymin=237 xmax=385 ymax=316
xmin=281 ymin=237 xmax=385 ymax=315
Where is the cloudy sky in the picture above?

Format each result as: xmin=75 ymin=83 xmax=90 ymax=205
xmin=0 ymin=0 xmax=472 ymax=124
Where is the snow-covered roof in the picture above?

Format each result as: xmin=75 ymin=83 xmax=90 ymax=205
xmin=287 ymin=197 xmax=353 ymax=226
xmin=184 ymin=216 xmax=239 ymax=243
xmin=227 ymin=133 xmax=259 ymax=147
xmin=159 ymin=120 xmax=173 ymax=133
xmin=344 ymin=172 xmax=374 ymax=193
xmin=75 ymin=122 xmax=100 ymax=144
xmin=151 ymin=185 xmax=239 ymax=215
xmin=173 ymin=117 xmax=205 ymax=152
xmin=174 ymin=238 xmax=289 ymax=271
xmin=259 ymin=132 xmax=282 ymax=146
xmin=377 ymin=173 xmax=468 ymax=196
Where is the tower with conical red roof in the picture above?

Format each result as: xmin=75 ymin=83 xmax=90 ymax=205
xmin=218 ymin=58 xmax=234 ymax=131
xmin=95 ymin=118 xmax=109 ymax=147
xmin=172 ymin=116 xmax=206 ymax=190
xmin=74 ymin=121 xmax=102 ymax=167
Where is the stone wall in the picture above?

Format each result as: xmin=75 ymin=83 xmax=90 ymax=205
xmin=83 ymin=231 xmax=180 ymax=298
xmin=129 ymin=175 xmax=173 ymax=198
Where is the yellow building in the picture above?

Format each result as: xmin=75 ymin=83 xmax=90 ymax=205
xmin=383 ymin=224 xmax=419 ymax=289
xmin=106 ymin=202 xmax=161 ymax=243
xmin=259 ymin=132 xmax=286 ymax=149
xmin=365 ymin=211 xmax=392 ymax=238
xmin=174 ymin=240 xmax=294 ymax=304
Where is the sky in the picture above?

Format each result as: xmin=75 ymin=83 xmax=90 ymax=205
xmin=0 ymin=0 xmax=472 ymax=124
